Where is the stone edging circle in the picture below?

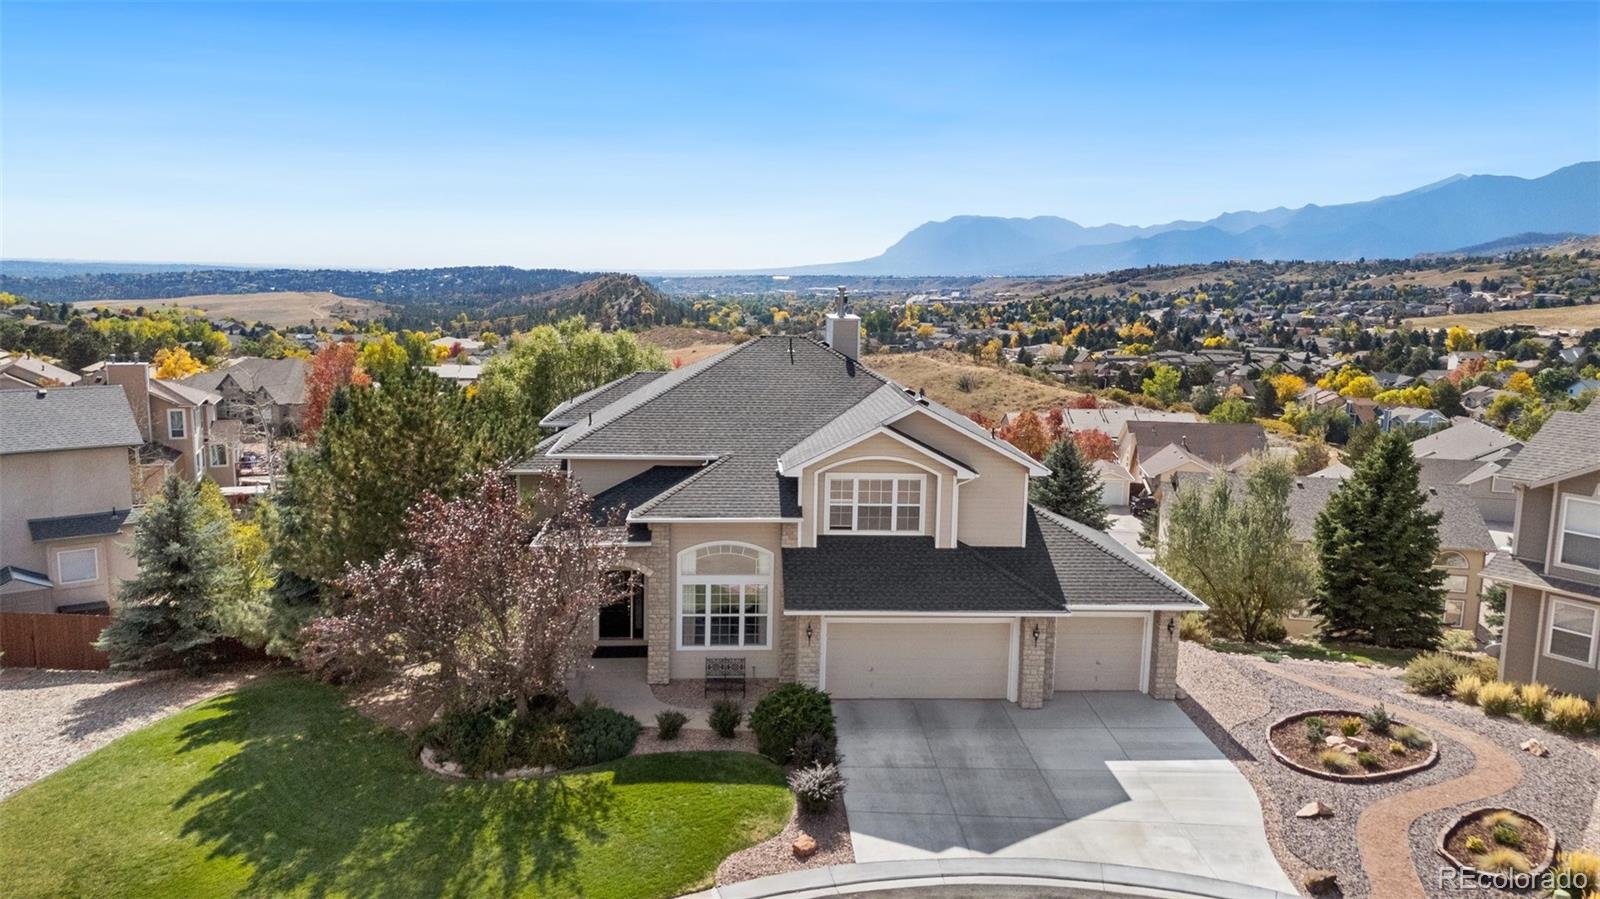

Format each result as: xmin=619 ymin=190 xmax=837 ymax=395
xmin=419 ymin=746 xmax=555 ymax=781
xmin=1435 ymin=807 xmax=1558 ymax=879
xmin=1266 ymin=708 xmax=1440 ymax=783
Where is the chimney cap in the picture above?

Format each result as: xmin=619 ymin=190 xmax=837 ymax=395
xmin=35 ymin=388 xmax=47 ymax=399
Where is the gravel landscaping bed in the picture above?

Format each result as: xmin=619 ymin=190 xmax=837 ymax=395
xmin=1179 ymin=643 xmax=1600 ymax=899
xmin=631 ymin=726 xmax=759 ymax=756
xmin=717 ymin=801 xmax=852 ymax=885
xmin=0 ymin=665 xmax=260 ymax=799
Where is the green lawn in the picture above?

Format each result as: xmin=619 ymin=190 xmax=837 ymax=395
xmin=1212 ymin=639 xmax=1422 ymax=668
xmin=0 ymin=676 xmax=792 ymax=899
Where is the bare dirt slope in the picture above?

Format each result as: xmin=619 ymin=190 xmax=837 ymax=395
xmin=74 ymin=290 xmax=384 ymax=327
xmin=865 ymin=349 xmax=1086 ymax=419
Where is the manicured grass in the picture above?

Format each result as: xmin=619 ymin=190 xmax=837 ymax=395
xmin=1213 ymin=639 xmax=1422 ymax=669
xmin=0 ymin=676 xmax=792 ymax=899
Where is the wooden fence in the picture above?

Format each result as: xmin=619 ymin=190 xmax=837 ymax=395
xmin=0 ymin=612 xmax=112 ymax=670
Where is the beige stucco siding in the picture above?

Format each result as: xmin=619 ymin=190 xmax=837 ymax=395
xmin=798 ymin=432 xmax=957 ymax=547
xmin=889 ymin=413 xmax=1031 ymax=547
xmin=1499 ymin=585 xmax=1543 ymax=683
xmin=1515 ymin=483 xmax=1555 ymax=564
xmin=564 ymin=458 xmax=664 ymax=496
xmin=664 ymin=521 xmax=785 ymax=680
xmin=0 ymin=448 xmax=138 ymax=612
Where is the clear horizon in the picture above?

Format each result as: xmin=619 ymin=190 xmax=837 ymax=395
xmin=3 ymin=2 xmax=1597 ymax=271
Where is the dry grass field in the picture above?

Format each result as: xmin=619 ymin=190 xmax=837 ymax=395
xmin=1404 ymin=303 xmax=1600 ymax=332
xmin=74 ymin=291 xmax=385 ymax=327
xmin=638 ymin=325 xmax=740 ymax=366
xmin=865 ymin=349 xmax=1087 ymax=419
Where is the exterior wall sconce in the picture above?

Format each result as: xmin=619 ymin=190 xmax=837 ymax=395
xmin=1032 ymin=623 xmax=1040 ymax=645
xmin=1167 ymin=617 xmax=1177 ymax=638
xmin=806 ymin=622 xmax=814 ymax=643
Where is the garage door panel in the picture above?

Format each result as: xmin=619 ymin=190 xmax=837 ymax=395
xmin=826 ymin=621 xmax=1010 ymax=699
xmin=1055 ymin=616 xmax=1145 ymax=692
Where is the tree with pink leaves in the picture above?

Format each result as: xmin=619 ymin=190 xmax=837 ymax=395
xmin=306 ymin=469 xmax=625 ymax=719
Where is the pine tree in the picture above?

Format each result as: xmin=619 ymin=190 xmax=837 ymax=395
xmin=1309 ymin=431 xmax=1446 ymax=647
xmin=97 ymin=476 xmax=230 ymax=671
xmin=1031 ymin=438 xmax=1110 ymax=529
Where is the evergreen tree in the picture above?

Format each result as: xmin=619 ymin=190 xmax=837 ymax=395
xmin=1253 ymin=374 xmax=1279 ymax=417
xmin=1031 ymin=438 xmax=1110 ymax=529
xmin=97 ymin=476 xmax=230 ymax=671
xmin=1310 ymin=431 xmax=1446 ymax=647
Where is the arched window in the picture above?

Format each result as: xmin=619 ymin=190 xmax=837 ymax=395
xmin=677 ymin=542 xmax=772 ymax=649
xmin=1436 ymin=552 xmax=1468 ymax=570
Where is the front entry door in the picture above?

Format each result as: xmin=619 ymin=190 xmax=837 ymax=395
xmin=599 ymin=572 xmax=645 ymax=640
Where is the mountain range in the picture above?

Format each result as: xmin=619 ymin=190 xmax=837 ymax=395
xmin=785 ymin=162 xmax=1600 ymax=277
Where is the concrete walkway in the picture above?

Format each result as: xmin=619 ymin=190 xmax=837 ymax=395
xmin=567 ymin=657 xmax=712 ymax=728
xmin=835 ymin=694 xmax=1296 ymax=894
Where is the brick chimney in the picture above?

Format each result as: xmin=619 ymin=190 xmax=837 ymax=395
xmin=824 ymin=286 xmax=861 ymax=361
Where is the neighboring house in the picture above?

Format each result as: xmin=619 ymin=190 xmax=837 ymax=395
xmin=0 ymin=387 xmax=143 ymax=614
xmin=1118 ymin=420 xmax=1266 ymax=498
xmin=1060 ymin=408 xmax=1199 ymax=445
xmin=1093 ymin=458 xmax=1135 ymax=508
xmin=1409 ymin=417 xmax=1523 ymax=526
xmin=181 ymin=357 xmax=309 ymax=432
xmin=96 ymin=361 xmax=239 ymax=488
xmin=1379 ymin=405 xmax=1447 ymax=432
xmin=1166 ymin=473 xmax=1496 ymax=637
xmin=1461 ymin=385 xmax=1509 ymax=418
xmin=1484 ymin=406 xmax=1600 ymax=697
xmin=0 ymin=354 xmax=82 ymax=391
xmin=1569 ymin=379 xmax=1600 ymax=399
xmin=511 ymin=314 xmax=1204 ymax=707
xmin=423 ymin=363 xmax=484 ymax=386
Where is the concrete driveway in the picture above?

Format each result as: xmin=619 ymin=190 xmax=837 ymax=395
xmin=835 ymin=693 xmax=1295 ymax=894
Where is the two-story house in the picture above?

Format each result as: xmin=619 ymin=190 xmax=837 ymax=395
xmin=181 ymin=356 xmax=309 ymax=433
xmin=0 ymin=387 xmax=143 ymax=613
xmin=97 ymin=361 xmax=239 ymax=488
xmin=1485 ymin=406 xmax=1600 ymax=696
xmin=512 ymin=309 xmax=1203 ymax=709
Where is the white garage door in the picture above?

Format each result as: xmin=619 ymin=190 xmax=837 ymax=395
xmin=1055 ymin=615 xmax=1146 ymax=691
xmin=825 ymin=621 xmax=1011 ymax=699
xmin=1100 ymin=479 xmax=1128 ymax=506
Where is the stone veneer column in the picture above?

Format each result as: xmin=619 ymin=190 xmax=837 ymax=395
xmin=794 ymin=616 xmax=822 ymax=688
xmin=779 ymin=524 xmax=800 ymax=683
xmin=1148 ymin=611 xmax=1180 ymax=699
xmin=1041 ymin=618 xmax=1057 ymax=696
xmin=1018 ymin=616 xmax=1049 ymax=709
xmin=638 ymin=528 xmax=673 ymax=686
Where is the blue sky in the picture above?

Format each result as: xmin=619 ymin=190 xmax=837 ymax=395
xmin=3 ymin=2 xmax=1597 ymax=271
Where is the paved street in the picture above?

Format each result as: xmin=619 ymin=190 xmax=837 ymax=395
xmin=835 ymin=693 xmax=1296 ymax=894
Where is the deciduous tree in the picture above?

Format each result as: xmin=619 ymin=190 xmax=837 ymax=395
xmin=1071 ymin=428 xmax=1116 ymax=462
xmin=999 ymin=410 xmax=1051 ymax=459
xmin=302 ymin=341 xmax=371 ymax=439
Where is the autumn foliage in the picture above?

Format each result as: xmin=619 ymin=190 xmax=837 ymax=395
xmin=303 ymin=341 xmax=372 ymax=438
xmin=998 ymin=409 xmax=1051 ymax=459
xmin=1071 ymin=428 xmax=1117 ymax=462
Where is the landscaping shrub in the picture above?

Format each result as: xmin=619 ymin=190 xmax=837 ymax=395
xmin=1438 ymin=629 xmax=1478 ymax=652
xmin=1552 ymin=850 xmax=1600 ymax=898
xmin=1178 ymin=612 xmax=1212 ymax=645
xmin=1388 ymin=740 xmax=1406 ymax=755
xmin=1393 ymin=725 xmax=1430 ymax=750
xmin=1304 ymin=716 xmax=1328 ymax=747
xmin=1356 ymin=750 xmax=1380 ymax=769
xmin=1337 ymin=716 xmax=1364 ymax=737
xmin=655 ymin=710 xmax=688 ymax=741
xmin=1519 ymin=683 xmax=1551 ymax=723
xmin=1452 ymin=674 xmax=1484 ymax=705
xmin=566 ymin=701 xmax=641 ymax=767
xmin=1547 ymin=695 xmax=1594 ymax=735
xmin=1491 ymin=823 xmax=1523 ymax=849
xmin=1403 ymin=652 xmax=1470 ymax=696
xmin=790 ymin=730 xmax=840 ymax=768
xmin=1363 ymin=703 xmax=1394 ymax=735
xmin=1470 ymin=655 xmax=1500 ymax=683
xmin=709 ymin=700 xmax=742 ymax=738
xmin=1475 ymin=848 xmax=1531 ymax=875
xmin=1465 ymin=835 xmax=1487 ymax=854
xmin=1318 ymin=750 xmax=1356 ymax=773
xmin=421 ymin=700 xmax=523 ymax=777
xmin=1478 ymin=682 xmax=1520 ymax=716
xmin=748 ymin=684 xmax=836 ymax=764
xmin=787 ymin=762 xmax=846 ymax=813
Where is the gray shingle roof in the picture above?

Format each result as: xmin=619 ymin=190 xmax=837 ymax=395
xmin=782 ymin=506 xmax=1203 ymax=613
xmin=589 ymin=465 xmax=704 ymax=523
xmin=541 ymin=370 xmax=667 ymax=427
xmin=1497 ymin=407 xmax=1600 ymax=485
xmin=1483 ymin=553 xmax=1600 ymax=601
xmin=1124 ymin=421 xmax=1267 ymax=466
xmin=182 ymin=357 xmax=308 ymax=406
xmin=28 ymin=508 xmax=137 ymax=542
xmin=1409 ymin=417 xmax=1521 ymax=461
xmin=0 ymin=386 xmax=144 ymax=455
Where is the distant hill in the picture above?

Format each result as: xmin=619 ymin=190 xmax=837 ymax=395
xmin=487 ymin=273 xmax=677 ymax=329
xmin=0 ymin=259 xmax=256 ymax=278
xmin=786 ymin=162 xmax=1600 ymax=276
xmin=1419 ymin=232 xmax=1589 ymax=259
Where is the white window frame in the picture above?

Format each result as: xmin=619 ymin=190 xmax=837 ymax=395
xmin=675 ymin=542 xmax=773 ymax=651
xmin=206 ymin=444 xmax=229 ymax=467
xmin=167 ymin=408 xmax=187 ymax=439
xmin=55 ymin=546 xmax=100 ymax=585
xmin=1436 ymin=552 xmax=1468 ymax=569
xmin=823 ymin=473 xmax=927 ymax=536
xmin=1442 ymin=573 xmax=1469 ymax=595
xmin=1544 ymin=598 xmax=1599 ymax=666
xmin=1554 ymin=495 xmax=1600 ymax=573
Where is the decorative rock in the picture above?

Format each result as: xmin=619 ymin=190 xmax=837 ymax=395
xmin=1323 ymin=735 xmax=1345 ymax=746
xmin=1303 ymin=869 xmax=1338 ymax=896
xmin=792 ymin=833 xmax=818 ymax=860
xmin=1521 ymin=738 xmax=1549 ymax=758
xmin=1343 ymin=736 xmax=1369 ymax=750
xmin=1296 ymin=801 xmax=1333 ymax=819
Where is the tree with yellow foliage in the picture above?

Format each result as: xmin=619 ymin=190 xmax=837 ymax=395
xmin=1373 ymin=385 xmax=1433 ymax=408
xmin=979 ymin=339 xmax=1002 ymax=364
xmin=915 ymin=323 xmax=934 ymax=341
xmin=153 ymin=346 xmax=205 ymax=379
xmin=1271 ymin=373 xmax=1307 ymax=405
xmin=1444 ymin=326 xmax=1476 ymax=353
xmin=1117 ymin=320 xmax=1155 ymax=342
xmin=1506 ymin=371 xmax=1535 ymax=396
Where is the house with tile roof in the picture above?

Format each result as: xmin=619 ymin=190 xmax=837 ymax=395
xmin=512 ymin=306 xmax=1203 ymax=707
xmin=1484 ymin=405 xmax=1600 ymax=697
xmin=0 ymin=386 xmax=144 ymax=614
